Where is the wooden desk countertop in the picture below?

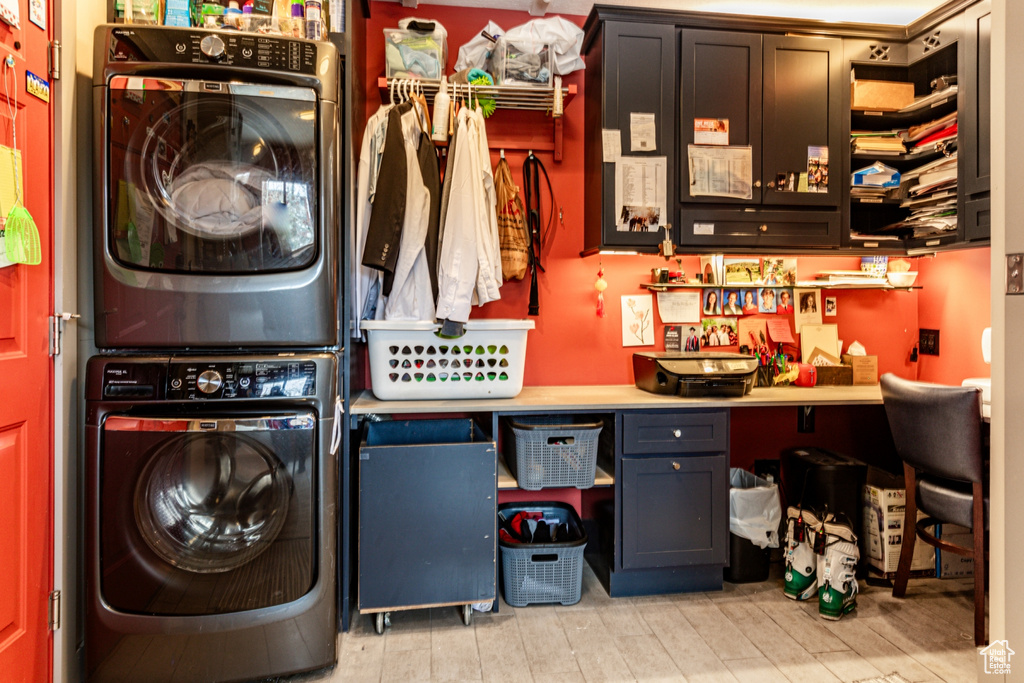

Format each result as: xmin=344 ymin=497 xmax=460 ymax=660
xmin=349 ymin=384 xmax=883 ymax=415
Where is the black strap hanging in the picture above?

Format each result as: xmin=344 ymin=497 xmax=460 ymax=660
xmin=522 ymin=151 xmax=554 ymax=316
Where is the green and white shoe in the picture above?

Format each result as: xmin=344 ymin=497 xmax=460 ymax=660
xmin=783 ymin=507 xmax=821 ymax=601
xmin=818 ymin=521 xmax=859 ymax=621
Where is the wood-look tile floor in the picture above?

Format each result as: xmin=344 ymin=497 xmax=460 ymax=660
xmin=297 ymin=564 xmax=982 ymax=683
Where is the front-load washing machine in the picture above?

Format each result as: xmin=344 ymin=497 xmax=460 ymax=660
xmin=93 ymin=25 xmax=342 ymax=349
xmin=84 ymin=353 xmax=339 ymax=682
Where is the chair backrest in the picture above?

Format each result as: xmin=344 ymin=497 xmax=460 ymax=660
xmin=880 ymin=373 xmax=983 ymax=483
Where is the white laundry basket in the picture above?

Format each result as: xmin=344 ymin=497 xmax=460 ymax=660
xmin=362 ymin=319 xmax=535 ymax=400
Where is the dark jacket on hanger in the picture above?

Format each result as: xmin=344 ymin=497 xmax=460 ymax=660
xmin=362 ymin=104 xmax=409 ymax=294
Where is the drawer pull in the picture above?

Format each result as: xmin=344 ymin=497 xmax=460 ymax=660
xmin=758 ymin=224 xmax=768 ymax=233
xmin=673 ymin=429 xmax=682 ymax=438
xmin=672 ymin=461 xmax=680 ymax=470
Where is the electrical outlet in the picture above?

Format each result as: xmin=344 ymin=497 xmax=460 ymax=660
xmin=920 ymin=328 xmax=940 ymax=356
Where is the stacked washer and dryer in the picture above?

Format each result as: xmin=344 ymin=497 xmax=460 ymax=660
xmin=84 ymin=25 xmax=343 ymax=682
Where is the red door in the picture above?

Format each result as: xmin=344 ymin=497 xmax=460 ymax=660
xmin=0 ymin=0 xmax=54 ymax=680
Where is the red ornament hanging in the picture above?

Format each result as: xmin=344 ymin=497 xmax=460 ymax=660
xmin=594 ymin=265 xmax=608 ymax=317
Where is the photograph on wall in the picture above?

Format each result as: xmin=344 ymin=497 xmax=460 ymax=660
xmin=761 ymin=257 xmax=797 ymax=285
xmin=807 ymin=146 xmax=829 ymax=193
xmin=682 ymin=323 xmax=702 ymax=351
xmin=621 ymin=294 xmax=654 ymax=346
xmin=758 ymin=287 xmax=777 ymax=313
xmin=740 ymin=288 xmax=759 ymax=314
xmin=775 ymin=288 xmax=794 ymax=314
xmin=794 ymin=288 xmax=823 ymax=331
xmin=724 ymin=257 xmax=761 ymax=284
xmin=699 ymin=254 xmax=724 ymax=284
xmin=825 ymin=296 xmax=838 ymax=317
xmin=702 ymin=288 xmax=722 ymax=316
xmin=722 ymin=289 xmax=744 ymax=315
xmin=702 ymin=317 xmax=738 ymax=347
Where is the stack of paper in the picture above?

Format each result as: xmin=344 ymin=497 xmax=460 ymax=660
xmin=897 ymin=85 xmax=958 ymax=113
xmin=813 ymin=270 xmax=890 ymax=286
xmin=851 ymin=131 xmax=907 ymax=155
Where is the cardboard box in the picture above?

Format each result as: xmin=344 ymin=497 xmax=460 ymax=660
xmin=936 ymin=523 xmax=975 ymax=578
xmin=851 ymin=79 xmax=915 ymax=112
xmin=815 ymin=365 xmax=853 ymax=386
xmin=862 ymin=482 xmax=935 ymax=577
xmin=842 ymin=354 xmax=878 ymax=385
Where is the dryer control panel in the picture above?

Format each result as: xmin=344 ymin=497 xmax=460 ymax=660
xmin=109 ymin=26 xmax=318 ymax=74
xmin=167 ymin=359 xmax=318 ymax=400
xmin=96 ymin=358 xmax=318 ymax=401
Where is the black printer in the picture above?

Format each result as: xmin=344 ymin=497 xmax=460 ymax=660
xmin=633 ymin=352 xmax=758 ymax=397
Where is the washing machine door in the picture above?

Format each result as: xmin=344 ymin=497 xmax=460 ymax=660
xmin=99 ymin=413 xmax=317 ymax=615
xmin=107 ymin=76 xmax=318 ymax=274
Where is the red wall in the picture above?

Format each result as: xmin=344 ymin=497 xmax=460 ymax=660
xmin=916 ymin=248 xmax=991 ymax=384
xmin=363 ymin=2 xmax=984 ymax=390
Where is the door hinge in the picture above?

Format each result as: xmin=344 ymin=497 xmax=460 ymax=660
xmin=49 ymin=312 xmax=80 ymax=357
xmin=48 ymin=590 xmax=61 ymax=631
xmin=49 ymin=41 xmax=60 ymax=81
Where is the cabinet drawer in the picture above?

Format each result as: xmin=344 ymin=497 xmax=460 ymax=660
xmin=681 ymin=209 xmax=840 ymax=248
xmin=622 ymin=410 xmax=727 ymax=456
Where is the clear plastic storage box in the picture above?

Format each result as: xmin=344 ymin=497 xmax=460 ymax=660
xmin=384 ymin=27 xmax=447 ymax=80
xmin=361 ymin=319 xmax=534 ymax=400
xmin=493 ymin=38 xmax=552 ymax=86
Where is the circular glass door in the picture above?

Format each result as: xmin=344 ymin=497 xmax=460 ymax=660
xmin=134 ymin=431 xmax=292 ymax=573
xmin=108 ymin=77 xmax=318 ymax=274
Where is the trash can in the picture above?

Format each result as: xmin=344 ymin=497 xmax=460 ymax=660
xmin=780 ymin=447 xmax=867 ymax=542
xmin=725 ymin=468 xmax=781 ymax=583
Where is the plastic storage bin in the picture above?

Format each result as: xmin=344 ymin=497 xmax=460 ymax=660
xmin=505 ymin=416 xmax=602 ymax=490
xmin=384 ymin=27 xmax=446 ymax=80
xmin=493 ymin=37 xmax=552 ymax=86
xmin=361 ymin=319 xmax=534 ymax=400
xmin=498 ymin=502 xmax=587 ymax=607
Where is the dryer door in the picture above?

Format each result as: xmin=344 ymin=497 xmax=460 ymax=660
xmin=99 ymin=413 xmax=317 ymax=615
xmin=107 ymin=77 xmax=319 ymax=274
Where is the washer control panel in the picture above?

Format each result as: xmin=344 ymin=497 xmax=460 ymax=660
xmin=167 ymin=360 xmax=318 ymax=400
xmin=109 ymin=26 xmax=318 ymax=74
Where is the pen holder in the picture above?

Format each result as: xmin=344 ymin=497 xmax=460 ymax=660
xmin=756 ymin=366 xmax=775 ymax=388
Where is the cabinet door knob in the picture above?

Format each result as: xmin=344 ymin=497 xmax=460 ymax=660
xmin=766 ymin=180 xmax=775 ymax=188
xmin=672 ymin=461 xmax=681 ymax=470
xmin=754 ymin=180 xmax=761 ymax=188
xmin=759 ymin=224 xmax=768 ymax=233
xmin=673 ymin=429 xmax=682 ymax=438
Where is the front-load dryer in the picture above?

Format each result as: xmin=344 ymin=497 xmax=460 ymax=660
xmin=84 ymin=353 xmax=339 ymax=682
xmin=93 ymin=25 xmax=342 ymax=349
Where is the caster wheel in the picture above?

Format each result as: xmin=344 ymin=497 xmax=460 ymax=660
xmin=374 ymin=612 xmax=390 ymax=635
xmin=461 ymin=604 xmax=472 ymax=627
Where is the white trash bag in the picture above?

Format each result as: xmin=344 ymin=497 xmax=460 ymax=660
xmin=729 ymin=468 xmax=782 ymax=549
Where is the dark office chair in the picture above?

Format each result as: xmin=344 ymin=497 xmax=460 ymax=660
xmin=879 ymin=373 xmax=988 ymax=646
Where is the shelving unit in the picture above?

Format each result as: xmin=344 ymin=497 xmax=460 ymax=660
xmin=639 ymin=282 xmax=920 ymax=292
xmin=497 ymin=453 xmax=614 ymax=489
xmin=848 ymin=41 xmax=960 ymax=251
xmin=377 ymin=76 xmax=576 ymax=161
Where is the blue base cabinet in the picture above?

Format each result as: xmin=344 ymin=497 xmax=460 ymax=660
xmin=588 ymin=409 xmax=730 ymax=597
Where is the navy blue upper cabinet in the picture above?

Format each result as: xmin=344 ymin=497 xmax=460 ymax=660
xmin=680 ymin=31 xmax=843 ymax=209
xmin=960 ymin=0 xmax=991 ymax=242
xmin=584 ymin=20 xmax=677 ymax=253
